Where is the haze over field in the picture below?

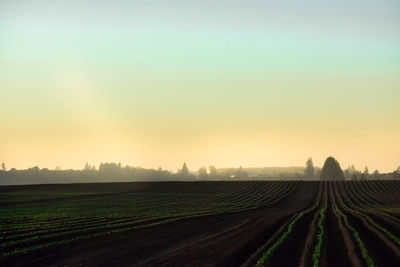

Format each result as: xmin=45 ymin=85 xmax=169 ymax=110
xmin=1 ymin=1 xmax=399 ymax=172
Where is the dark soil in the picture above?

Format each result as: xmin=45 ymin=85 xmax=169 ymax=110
xmin=2 ymin=181 xmax=400 ymax=267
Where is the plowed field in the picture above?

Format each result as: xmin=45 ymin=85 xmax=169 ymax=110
xmin=1 ymin=181 xmax=400 ymax=266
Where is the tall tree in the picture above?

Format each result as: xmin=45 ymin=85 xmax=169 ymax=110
xmin=235 ymin=166 xmax=248 ymax=179
xmin=179 ymin=162 xmax=190 ymax=176
xmin=84 ymin=162 xmax=91 ymax=171
xmin=344 ymin=166 xmax=352 ymax=179
xmin=209 ymin=165 xmax=217 ymax=178
xmin=364 ymin=166 xmax=369 ymax=177
xmin=1 ymin=163 xmax=5 ymax=171
xmin=372 ymin=170 xmax=380 ymax=179
xmin=320 ymin=157 xmax=344 ymax=180
xmin=304 ymin=157 xmax=315 ymax=179
xmin=198 ymin=167 xmax=208 ymax=179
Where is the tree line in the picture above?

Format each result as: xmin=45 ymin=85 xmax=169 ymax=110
xmin=305 ymin=157 xmax=399 ymax=181
xmin=0 ymin=160 xmax=399 ymax=185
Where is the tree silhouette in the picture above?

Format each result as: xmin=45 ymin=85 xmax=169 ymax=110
xmin=394 ymin=167 xmax=400 ymax=179
xmin=84 ymin=163 xmax=96 ymax=171
xmin=320 ymin=157 xmax=344 ymax=180
xmin=198 ymin=167 xmax=208 ymax=179
xmin=235 ymin=166 xmax=248 ymax=179
xmin=372 ymin=170 xmax=380 ymax=179
xmin=304 ymin=157 xmax=315 ymax=179
xmin=344 ymin=166 xmax=351 ymax=179
xmin=1 ymin=163 xmax=5 ymax=171
xmin=364 ymin=166 xmax=369 ymax=177
xmin=178 ymin=162 xmax=190 ymax=176
xmin=209 ymin=165 xmax=217 ymax=178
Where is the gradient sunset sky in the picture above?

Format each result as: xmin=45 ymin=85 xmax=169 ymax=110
xmin=1 ymin=1 xmax=399 ymax=172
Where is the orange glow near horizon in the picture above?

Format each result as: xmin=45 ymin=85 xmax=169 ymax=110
xmin=1 ymin=1 xmax=399 ymax=173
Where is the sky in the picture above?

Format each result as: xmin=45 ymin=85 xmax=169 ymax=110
xmin=1 ymin=0 xmax=399 ymax=172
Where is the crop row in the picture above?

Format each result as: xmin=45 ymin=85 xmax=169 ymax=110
xmin=255 ymin=180 xmax=400 ymax=266
xmin=255 ymin=182 xmax=325 ymax=266
xmin=0 ymin=181 xmax=298 ymax=258
xmin=331 ymin=180 xmax=400 ymax=267
xmin=0 ymin=181 xmax=295 ymax=234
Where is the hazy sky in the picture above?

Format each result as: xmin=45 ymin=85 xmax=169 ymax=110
xmin=1 ymin=0 xmax=399 ymax=172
